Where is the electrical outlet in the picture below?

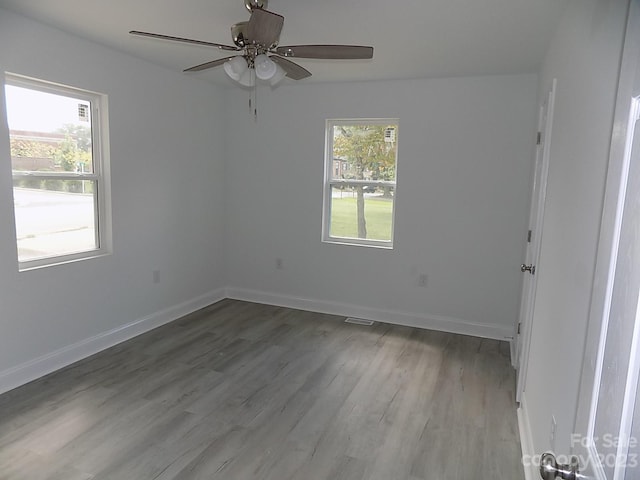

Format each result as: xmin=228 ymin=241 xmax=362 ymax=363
xmin=550 ymin=415 xmax=557 ymax=451
xmin=276 ymin=258 xmax=283 ymax=270
xmin=418 ymin=274 xmax=428 ymax=287
xmin=152 ymin=270 xmax=160 ymax=284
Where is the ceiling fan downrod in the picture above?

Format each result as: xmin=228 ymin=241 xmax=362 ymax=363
xmin=244 ymin=0 xmax=267 ymax=12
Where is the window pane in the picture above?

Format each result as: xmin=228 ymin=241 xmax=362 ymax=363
xmin=13 ymin=180 xmax=97 ymax=262
xmin=5 ymin=85 xmax=93 ymax=174
xmin=331 ymin=124 xmax=397 ymax=182
xmin=324 ymin=120 xmax=398 ymax=248
xmin=329 ymin=185 xmax=394 ymax=242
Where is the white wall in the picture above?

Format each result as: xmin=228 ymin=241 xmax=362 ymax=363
xmin=224 ymin=74 xmax=538 ymax=339
xmin=520 ymin=0 xmax=628 ymax=467
xmin=0 ymin=9 xmax=227 ymax=392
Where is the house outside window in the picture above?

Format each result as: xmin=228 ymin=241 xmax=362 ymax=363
xmin=4 ymin=73 xmax=111 ymax=270
xmin=322 ymin=119 xmax=399 ymax=248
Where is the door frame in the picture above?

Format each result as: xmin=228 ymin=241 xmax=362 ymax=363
xmin=573 ymin=1 xmax=640 ymax=477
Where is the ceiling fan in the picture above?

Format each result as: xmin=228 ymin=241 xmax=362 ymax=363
xmin=130 ymin=0 xmax=374 ymax=87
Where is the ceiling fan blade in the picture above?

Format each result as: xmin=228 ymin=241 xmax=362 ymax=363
xmin=130 ymin=30 xmax=238 ymax=51
xmin=270 ymin=56 xmax=311 ymax=80
xmin=275 ymin=45 xmax=373 ymax=59
xmin=247 ymin=9 xmax=284 ymax=47
xmin=184 ymin=56 xmax=238 ymax=72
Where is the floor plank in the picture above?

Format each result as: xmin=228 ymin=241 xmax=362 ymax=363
xmin=0 ymin=299 xmax=523 ymax=479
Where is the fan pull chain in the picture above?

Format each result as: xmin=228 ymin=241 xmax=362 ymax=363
xmin=247 ymin=70 xmax=257 ymax=121
xmin=253 ymin=77 xmax=258 ymax=121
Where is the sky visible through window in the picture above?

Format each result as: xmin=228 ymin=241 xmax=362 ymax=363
xmin=5 ymin=85 xmax=89 ymax=132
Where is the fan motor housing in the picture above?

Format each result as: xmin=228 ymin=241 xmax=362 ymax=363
xmin=231 ymin=21 xmax=249 ymax=47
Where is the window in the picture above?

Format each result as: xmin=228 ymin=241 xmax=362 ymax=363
xmin=4 ymin=74 xmax=111 ymax=270
xmin=322 ymin=119 xmax=399 ymax=248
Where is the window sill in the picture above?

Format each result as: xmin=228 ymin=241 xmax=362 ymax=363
xmin=18 ymin=250 xmax=111 ymax=272
xmin=322 ymin=237 xmax=394 ymax=249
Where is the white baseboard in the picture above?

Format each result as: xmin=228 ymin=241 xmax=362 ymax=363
xmin=517 ymin=394 xmax=538 ymax=480
xmin=0 ymin=288 xmax=226 ymax=396
xmin=226 ymin=287 xmax=513 ymax=341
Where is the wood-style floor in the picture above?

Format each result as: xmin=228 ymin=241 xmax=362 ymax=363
xmin=0 ymin=300 xmax=523 ymax=480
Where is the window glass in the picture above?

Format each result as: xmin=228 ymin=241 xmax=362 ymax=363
xmin=4 ymin=75 xmax=110 ymax=269
xmin=323 ymin=120 xmax=398 ymax=248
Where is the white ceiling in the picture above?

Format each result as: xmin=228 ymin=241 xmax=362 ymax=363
xmin=0 ymin=0 xmax=568 ymax=85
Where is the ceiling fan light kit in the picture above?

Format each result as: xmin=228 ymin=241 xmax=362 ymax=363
xmin=221 ymin=52 xmax=284 ymax=86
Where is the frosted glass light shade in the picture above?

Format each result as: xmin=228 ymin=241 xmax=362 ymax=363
xmin=224 ymin=56 xmax=248 ymax=81
xmin=254 ymin=54 xmax=277 ymax=80
xmin=270 ymin=63 xmax=287 ymax=86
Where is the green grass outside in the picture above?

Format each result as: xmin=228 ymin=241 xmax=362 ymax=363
xmin=330 ymin=197 xmax=393 ymax=241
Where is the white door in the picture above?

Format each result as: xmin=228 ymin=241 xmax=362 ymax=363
xmin=539 ymin=3 xmax=640 ymax=479
xmin=515 ymin=80 xmax=556 ymax=402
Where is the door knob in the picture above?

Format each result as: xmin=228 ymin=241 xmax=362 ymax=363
xmin=521 ymin=263 xmax=536 ymax=275
xmin=539 ymin=452 xmax=579 ymax=480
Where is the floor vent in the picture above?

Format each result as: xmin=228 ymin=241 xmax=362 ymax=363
xmin=345 ymin=317 xmax=374 ymax=326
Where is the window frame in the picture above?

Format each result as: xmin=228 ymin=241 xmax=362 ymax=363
xmin=4 ymin=73 xmax=112 ymax=271
xmin=322 ymin=118 xmax=399 ymax=249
